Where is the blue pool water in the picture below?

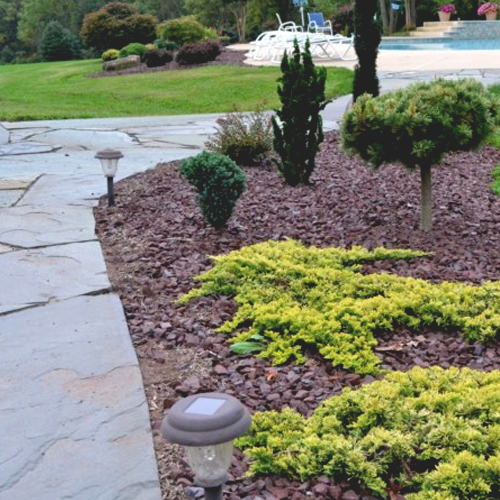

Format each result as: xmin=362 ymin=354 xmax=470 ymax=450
xmin=380 ymin=38 xmax=500 ymax=50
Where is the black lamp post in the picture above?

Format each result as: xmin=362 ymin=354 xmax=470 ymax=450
xmin=95 ymin=148 xmax=123 ymax=206
xmin=161 ymin=392 xmax=251 ymax=500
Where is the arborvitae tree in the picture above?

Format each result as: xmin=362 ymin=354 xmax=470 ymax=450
xmin=40 ymin=21 xmax=82 ymax=61
xmin=341 ymin=78 xmax=500 ymax=231
xmin=272 ymin=38 xmax=329 ymax=187
xmin=352 ymin=0 xmax=381 ymax=101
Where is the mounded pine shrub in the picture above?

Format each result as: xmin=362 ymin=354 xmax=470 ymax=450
xmin=341 ymin=78 xmax=500 ymax=231
xmin=179 ymin=151 xmax=246 ymax=229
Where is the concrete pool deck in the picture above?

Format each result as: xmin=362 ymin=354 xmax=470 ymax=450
xmin=235 ymin=43 xmax=500 ymax=73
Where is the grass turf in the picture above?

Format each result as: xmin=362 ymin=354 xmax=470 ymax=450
xmin=0 ymin=59 xmax=353 ymax=121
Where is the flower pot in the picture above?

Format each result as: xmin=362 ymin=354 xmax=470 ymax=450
xmin=486 ymin=10 xmax=497 ymax=19
xmin=438 ymin=11 xmax=451 ymax=21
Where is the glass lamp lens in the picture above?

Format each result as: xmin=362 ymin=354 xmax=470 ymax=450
xmin=101 ymin=158 xmax=118 ymax=177
xmin=184 ymin=441 xmax=233 ymax=484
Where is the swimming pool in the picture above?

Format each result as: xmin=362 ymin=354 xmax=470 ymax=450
xmin=380 ymin=38 xmax=500 ymax=50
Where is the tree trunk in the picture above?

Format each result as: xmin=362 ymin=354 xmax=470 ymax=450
xmin=419 ymin=163 xmax=432 ymax=231
xmin=404 ymin=0 xmax=416 ymax=29
xmin=379 ymin=0 xmax=390 ymax=34
xmin=232 ymin=4 xmax=247 ymax=42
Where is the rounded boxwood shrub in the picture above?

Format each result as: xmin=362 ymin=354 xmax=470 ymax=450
xmin=179 ymin=151 xmax=246 ymax=229
xmin=119 ymin=42 xmax=146 ymax=58
xmin=102 ymin=48 xmax=120 ymax=61
xmin=156 ymin=16 xmax=205 ymax=47
xmin=176 ymin=40 xmax=221 ymax=65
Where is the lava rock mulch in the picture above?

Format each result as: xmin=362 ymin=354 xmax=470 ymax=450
xmin=94 ymin=132 xmax=500 ymax=500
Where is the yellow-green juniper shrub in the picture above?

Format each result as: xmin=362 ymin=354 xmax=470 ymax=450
xmin=237 ymin=366 xmax=500 ymax=499
xmin=179 ymin=239 xmax=500 ymax=375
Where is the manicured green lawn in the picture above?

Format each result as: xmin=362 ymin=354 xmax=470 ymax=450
xmin=0 ymin=59 xmax=353 ymax=121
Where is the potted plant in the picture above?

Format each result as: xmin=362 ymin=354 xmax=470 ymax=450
xmin=437 ymin=3 xmax=456 ymax=21
xmin=478 ymin=2 xmax=499 ymax=19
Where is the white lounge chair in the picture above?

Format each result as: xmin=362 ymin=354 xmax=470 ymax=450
xmin=276 ymin=13 xmax=303 ymax=32
xmin=307 ymin=12 xmax=334 ymax=36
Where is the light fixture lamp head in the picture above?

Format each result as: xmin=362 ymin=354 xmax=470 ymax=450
xmin=161 ymin=392 xmax=251 ymax=488
xmin=95 ymin=148 xmax=123 ymax=177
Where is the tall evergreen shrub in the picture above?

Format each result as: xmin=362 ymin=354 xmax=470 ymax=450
xmin=272 ymin=38 xmax=329 ymax=186
xmin=352 ymin=0 xmax=381 ymax=101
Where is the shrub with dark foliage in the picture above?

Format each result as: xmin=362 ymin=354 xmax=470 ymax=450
xmin=81 ymin=1 xmax=157 ymax=54
xmin=331 ymin=5 xmax=354 ymax=35
xmin=176 ymin=40 xmax=221 ymax=65
xmin=180 ymin=151 xmax=246 ymax=229
xmin=40 ymin=21 xmax=82 ymax=62
xmin=142 ymin=48 xmax=174 ymax=67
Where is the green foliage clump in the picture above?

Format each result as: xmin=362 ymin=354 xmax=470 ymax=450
xmin=179 ymin=151 xmax=246 ymax=229
xmin=119 ymin=42 xmax=146 ymax=58
xmin=40 ymin=20 xmax=82 ymax=62
xmin=205 ymin=108 xmax=274 ymax=165
xmin=156 ymin=16 xmax=205 ymax=47
xmin=352 ymin=0 xmax=381 ymax=100
xmin=237 ymin=366 xmax=500 ymax=500
xmin=491 ymin=164 xmax=500 ymax=196
xmin=176 ymin=40 xmax=221 ymax=65
xmin=154 ymin=38 xmax=179 ymax=52
xmin=180 ymin=239 xmax=500 ymax=374
xmin=102 ymin=48 xmax=120 ymax=61
xmin=80 ymin=1 xmax=157 ymax=54
xmin=341 ymin=78 xmax=500 ymax=231
xmin=272 ymin=38 xmax=329 ymax=186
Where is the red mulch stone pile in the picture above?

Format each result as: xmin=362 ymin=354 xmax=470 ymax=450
xmin=94 ymin=130 xmax=500 ymax=500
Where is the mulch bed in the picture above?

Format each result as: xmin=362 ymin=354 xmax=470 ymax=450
xmin=95 ymin=129 xmax=500 ymax=500
xmin=88 ymin=47 xmax=249 ymax=78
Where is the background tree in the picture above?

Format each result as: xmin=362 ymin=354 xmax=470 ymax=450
xmin=80 ymin=1 xmax=158 ymax=53
xmin=0 ymin=0 xmax=24 ymax=52
xmin=40 ymin=21 xmax=82 ymax=61
xmin=352 ymin=0 xmax=381 ymax=101
xmin=18 ymin=0 xmax=80 ymax=50
xmin=272 ymin=38 xmax=329 ymax=186
xmin=341 ymin=78 xmax=500 ymax=231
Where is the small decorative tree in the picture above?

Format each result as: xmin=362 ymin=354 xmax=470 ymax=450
xmin=341 ymin=78 xmax=500 ymax=231
xmin=272 ymin=38 xmax=329 ymax=187
xmin=352 ymin=0 xmax=381 ymax=101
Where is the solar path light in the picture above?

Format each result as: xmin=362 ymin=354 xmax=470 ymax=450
xmin=161 ymin=392 xmax=252 ymax=500
xmin=95 ymin=148 xmax=123 ymax=206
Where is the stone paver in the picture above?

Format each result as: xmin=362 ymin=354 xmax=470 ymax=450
xmin=0 ymin=53 xmax=500 ymax=500
xmin=0 ymin=123 xmax=8 ymax=145
xmin=0 ymin=294 xmax=159 ymax=500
